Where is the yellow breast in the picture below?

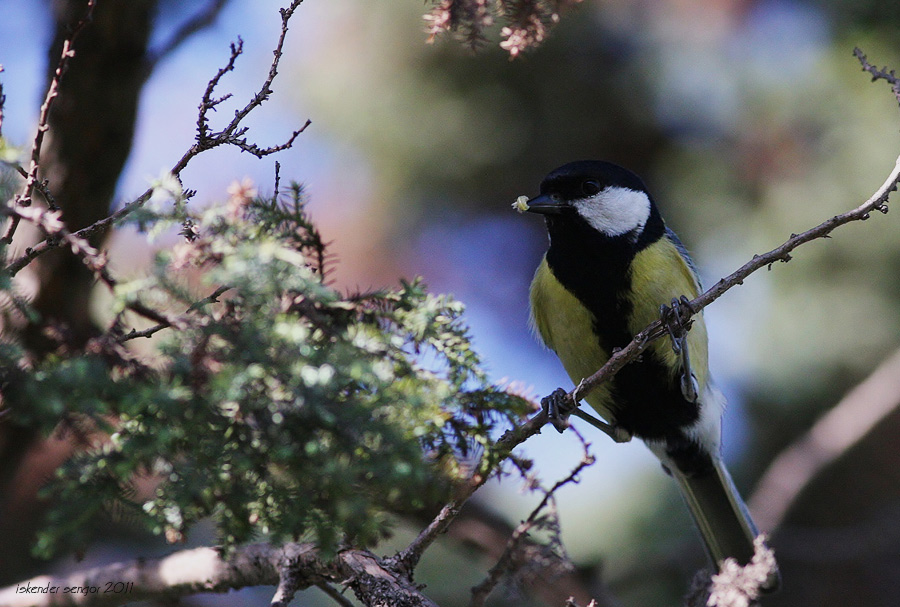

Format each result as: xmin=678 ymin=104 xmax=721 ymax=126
xmin=529 ymin=258 xmax=617 ymax=421
xmin=528 ymin=237 xmax=709 ymax=423
xmin=627 ymin=238 xmax=709 ymax=391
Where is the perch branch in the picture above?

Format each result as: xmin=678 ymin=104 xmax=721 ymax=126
xmin=567 ymin=153 xmax=900 ymax=415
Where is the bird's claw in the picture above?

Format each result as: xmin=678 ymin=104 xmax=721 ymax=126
xmin=659 ymin=296 xmax=695 ymax=345
xmin=660 ymin=296 xmax=700 ymax=404
xmin=541 ymin=388 xmax=574 ymax=433
xmin=540 ymin=387 xmax=632 ymax=442
xmin=681 ymin=371 xmax=700 ymax=403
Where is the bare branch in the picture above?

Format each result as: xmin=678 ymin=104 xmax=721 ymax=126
xmin=193 ymin=0 xmax=310 ymax=159
xmin=119 ymin=285 xmax=231 ymax=342
xmin=315 ymin=582 xmax=355 ymax=607
xmin=854 ymin=47 xmax=900 ymax=108
xmin=274 ymin=160 xmax=283 ymax=199
xmin=10 ymin=163 xmax=59 ymax=210
xmin=4 ymin=1 xmax=310 ymax=278
xmin=0 ymin=543 xmax=441 ymax=607
xmin=395 ymin=410 xmax=592 ymax=596
xmin=196 ymin=38 xmax=244 ymax=145
xmin=396 ymin=499 xmax=467 ymax=574
xmin=4 ymin=188 xmax=148 ymax=276
xmin=0 ymin=64 xmax=6 ymax=138
xmin=1 ymin=0 xmax=97 ymax=245
xmin=394 ymin=409 xmax=548 ymax=573
xmin=227 ymin=121 xmax=310 ymax=158
xmin=748 ymin=347 xmax=900 ymax=532
xmin=470 ymin=431 xmax=596 ymax=607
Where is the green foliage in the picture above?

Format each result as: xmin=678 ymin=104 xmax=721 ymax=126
xmin=2 ymin=184 xmax=528 ymax=558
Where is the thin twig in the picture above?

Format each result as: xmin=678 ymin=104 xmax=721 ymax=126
xmin=393 ymin=411 xmax=547 ymax=571
xmin=0 ymin=64 xmax=6 ymax=138
xmin=11 ymin=163 xmax=59 ymax=209
xmin=120 ymin=285 xmax=231 ymax=341
xmin=4 ymin=1 xmax=310 ymax=277
xmin=195 ymin=38 xmax=243 ymax=145
xmin=194 ymin=0 xmax=310 ymax=159
xmin=395 ymin=409 xmax=580 ymax=575
xmin=231 ymin=2 xmax=302 ymax=138
xmin=395 ymin=499 xmax=466 ymax=573
xmin=315 ymin=582 xmax=355 ymax=607
xmin=1 ymin=0 xmax=97 ymax=245
xmin=5 ymin=189 xmax=152 ymax=276
xmin=187 ymin=284 xmax=231 ymax=311
xmin=274 ymin=160 xmax=282 ymax=200
xmin=854 ymin=47 xmax=900 ymax=107
xmin=470 ymin=431 xmax=595 ymax=607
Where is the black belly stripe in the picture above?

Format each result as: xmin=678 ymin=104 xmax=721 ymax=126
xmin=545 ymin=220 xmax=634 ymax=354
xmin=543 ymin=212 xmax=703 ymax=461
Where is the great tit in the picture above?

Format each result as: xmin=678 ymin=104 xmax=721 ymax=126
xmin=521 ymin=160 xmax=778 ymax=589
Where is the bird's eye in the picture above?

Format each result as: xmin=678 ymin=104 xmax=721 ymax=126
xmin=582 ymin=180 xmax=602 ymax=196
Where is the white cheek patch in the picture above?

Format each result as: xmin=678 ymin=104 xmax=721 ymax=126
xmin=575 ymin=186 xmax=651 ymax=237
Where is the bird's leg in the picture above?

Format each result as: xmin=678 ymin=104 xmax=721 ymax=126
xmin=660 ymin=296 xmax=700 ymax=403
xmin=540 ymin=388 xmax=631 ymax=442
xmin=571 ymin=408 xmax=632 ymax=442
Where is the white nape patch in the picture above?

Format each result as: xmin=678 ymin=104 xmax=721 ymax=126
xmin=574 ymin=186 xmax=651 ymax=237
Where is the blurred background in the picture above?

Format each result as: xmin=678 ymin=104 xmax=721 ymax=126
xmin=1 ymin=0 xmax=900 ymax=605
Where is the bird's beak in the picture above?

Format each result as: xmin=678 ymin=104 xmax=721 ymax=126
xmin=524 ymin=193 xmax=567 ymax=215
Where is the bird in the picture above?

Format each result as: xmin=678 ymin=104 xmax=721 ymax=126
xmin=518 ymin=160 xmax=779 ymax=590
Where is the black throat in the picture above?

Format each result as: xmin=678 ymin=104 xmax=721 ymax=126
xmin=542 ymin=206 xmax=706 ymax=455
xmin=543 ymin=207 xmax=664 ymax=351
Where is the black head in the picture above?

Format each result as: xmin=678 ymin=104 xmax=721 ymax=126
xmin=526 ymin=161 xmax=659 ymax=240
xmin=540 ymin=161 xmax=648 ymax=200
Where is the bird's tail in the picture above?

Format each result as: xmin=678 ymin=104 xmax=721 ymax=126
xmin=673 ymin=456 xmax=781 ymax=592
